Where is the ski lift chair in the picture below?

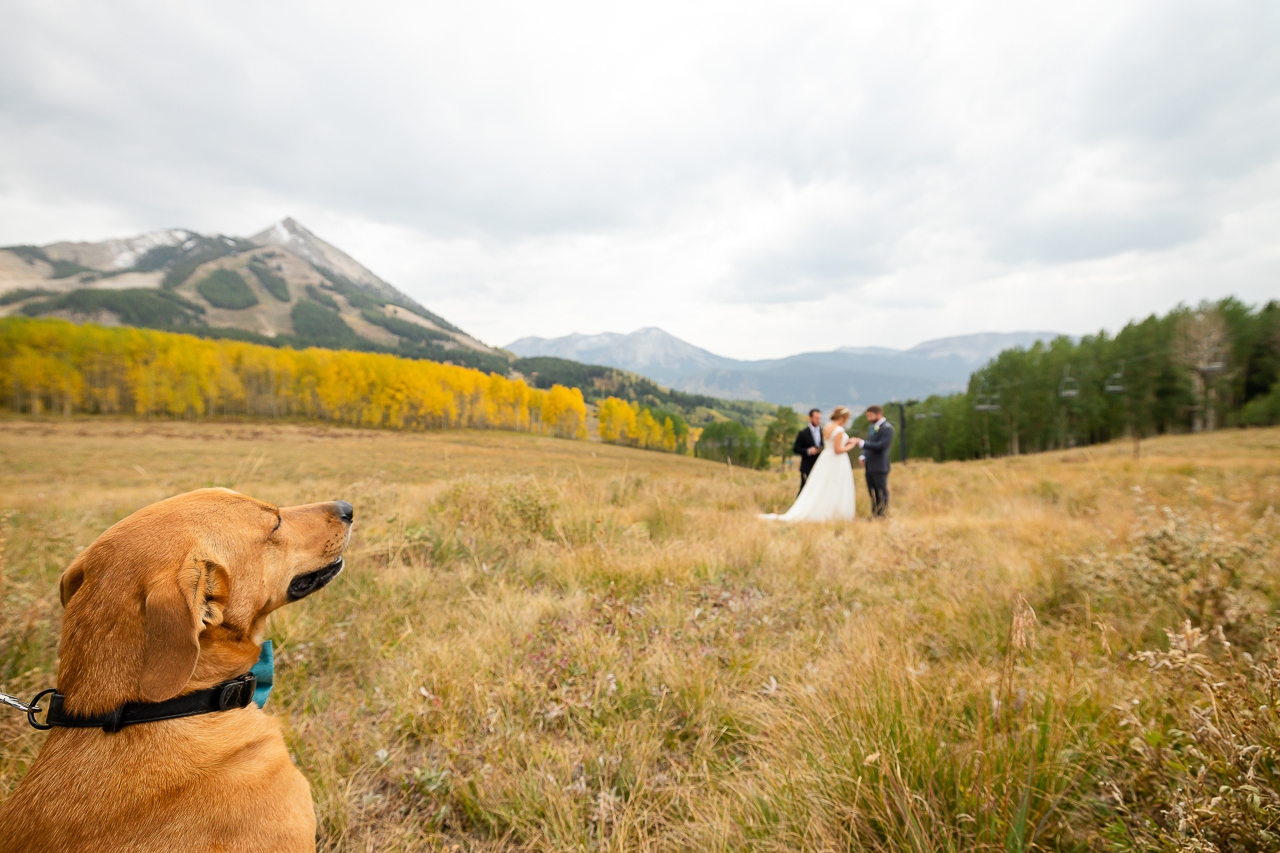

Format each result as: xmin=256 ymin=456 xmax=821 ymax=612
xmin=1058 ymin=366 xmax=1080 ymax=398
xmin=1105 ymin=360 xmax=1125 ymax=394
xmin=973 ymin=385 xmax=1001 ymax=411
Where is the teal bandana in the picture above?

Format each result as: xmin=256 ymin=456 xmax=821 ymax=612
xmin=250 ymin=640 xmax=273 ymax=709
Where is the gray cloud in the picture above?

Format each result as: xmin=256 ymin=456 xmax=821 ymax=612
xmin=1 ymin=0 xmax=1277 ymax=356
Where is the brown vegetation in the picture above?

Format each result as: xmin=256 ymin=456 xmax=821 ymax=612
xmin=2 ymin=419 xmax=1278 ymax=851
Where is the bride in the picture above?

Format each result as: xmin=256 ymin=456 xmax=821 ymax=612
xmin=760 ymin=406 xmax=859 ymax=522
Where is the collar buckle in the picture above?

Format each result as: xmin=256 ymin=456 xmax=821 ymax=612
xmin=216 ymin=673 xmax=258 ymax=712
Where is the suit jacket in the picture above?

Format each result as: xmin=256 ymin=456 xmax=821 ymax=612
xmin=862 ymin=419 xmax=895 ymax=473
xmin=793 ymin=425 xmax=824 ymax=474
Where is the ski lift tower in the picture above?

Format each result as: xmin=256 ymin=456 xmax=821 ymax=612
xmin=890 ymin=399 xmax=919 ymax=463
xmin=973 ymin=385 xmax=1000 ymax=458
xmin=1104 ymin=360 xmax=1139 ymax=460
xmin=1058 ymin=366 xmax=1081 ymax=447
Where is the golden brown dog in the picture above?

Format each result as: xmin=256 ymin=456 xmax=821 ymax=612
xmin=0 ymin=488 xmax=352 ymax=853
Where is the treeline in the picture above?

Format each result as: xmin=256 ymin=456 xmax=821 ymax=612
xmin=0 ymin=318 xmax=587 ymax=437
xmin=876 ymin=299 xmax=1280 ymax=462
xmin=512 ymin=356 xmax=774 ymax=431
xmin=596 ymin=396 xmax=689 ymax=453
xmin=692 ymin=406 xmax=808 ymax=469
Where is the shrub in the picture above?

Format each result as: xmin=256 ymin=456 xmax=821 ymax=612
xmin=248 ymin=259 xmax=290 ymax=302
xmin=3 ymin=245 xmax=49 ymax=265
xmin=1057 ymin=505 xmax=1277 ymax=644
xmin=290 ymin=299 xmax=355 ymax=344
xmin=434 ymin=477 xmax=559 ymax=543
xmin=1241 ymin=382 xmax=1280 ymax=426
xmin=130 ymin=244 xmax=183 ymax=273
xmin=48 ymin=260 xmax=98 ymax=279
xmin=361 ymin=308 xmax=451 ymax=344
xmin=196 ymin=269 xmax=259 ymax=310
xmin=395 ymin=299 xmax=464 ymax=335
xmin=20 ymin=288 xmax=205 ymax=327
xmin=1097 ymin=622 xmax=1280 ymax=850
xmin=312 ymin=265 xmax=381 ymax=311
xmin=0 ymin=288 xmax=56 ymax=306
xmin=161 ymin=237 xmax=254 ymax=289
xmin=304 ymin=284 xmax=340 ymax=310
xmin=4 ymin=246 xmax=105 ymax=278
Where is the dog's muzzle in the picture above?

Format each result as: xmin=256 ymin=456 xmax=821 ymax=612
xmin=288 ymin=557 xmax=344 ymax=601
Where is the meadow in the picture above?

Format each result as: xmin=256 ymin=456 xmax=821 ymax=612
xmin=1 ymin=418 xmax=1278 ymax=851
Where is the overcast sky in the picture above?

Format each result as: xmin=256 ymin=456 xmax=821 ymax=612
xmin=2 ymin=1 xmax=1277 ymax=358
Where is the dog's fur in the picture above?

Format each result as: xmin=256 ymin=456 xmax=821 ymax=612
xmin=0 ymin=488 xmax=351 ymax=853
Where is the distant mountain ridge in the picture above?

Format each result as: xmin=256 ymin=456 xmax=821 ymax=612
xmin=507 ymin=327 xmax=741 ymax=381
xmin=507 ymin=328 xmax=1066 ymax=410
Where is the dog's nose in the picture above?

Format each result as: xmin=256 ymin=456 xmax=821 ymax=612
xmin=334 ymin=501 xmax=354 ymax=524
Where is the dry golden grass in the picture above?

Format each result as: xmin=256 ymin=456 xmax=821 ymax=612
xmin=2 ymin=418 xmax=1279 ymax=851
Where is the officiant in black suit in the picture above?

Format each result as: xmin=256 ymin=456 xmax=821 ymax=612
xmin=792 ymin=408 xmax=824 ymax=492
xmin=857 ymin=404 xmax=894 ymax=517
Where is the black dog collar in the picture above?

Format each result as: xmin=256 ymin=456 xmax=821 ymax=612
xmin=32 ymin=673 xmax=257 ymax=733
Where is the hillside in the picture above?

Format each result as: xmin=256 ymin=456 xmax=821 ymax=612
xmin=0 ymin=219 xmax=506 ymax=372
xmin=3 ymin=420 xmax=1277 ymax=850
xmin=507 ymin=327 xmax=1065 ymax=410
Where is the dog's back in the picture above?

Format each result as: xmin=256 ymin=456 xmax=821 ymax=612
xmin=0 ymin=712 xmax=314 ymax=853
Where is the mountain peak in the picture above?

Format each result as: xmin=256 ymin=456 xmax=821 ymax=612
xmin=249 ymin=218 xmax=406 ymax=302
xmin=2 ymin=219 xmax=482 ymax=357
xmin=255 ymin=217 xmax=314 ymax=249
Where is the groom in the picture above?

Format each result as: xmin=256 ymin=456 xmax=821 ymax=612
xmin=858 ymin=405 xmax=894 ymax=517
xmin=792 ymin=408 xmax=824 ymax=492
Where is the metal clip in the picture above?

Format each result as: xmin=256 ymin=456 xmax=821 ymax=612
xmin=3 ymin=688 xmax=55 ymax=730
xmin=1 ymin=691 xmax=35 ymax=713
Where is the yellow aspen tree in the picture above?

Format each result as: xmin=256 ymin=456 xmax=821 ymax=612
xmin=0 ymin=317 xmax=585 ymax=439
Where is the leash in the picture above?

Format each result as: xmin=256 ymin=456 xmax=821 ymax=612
xmin=1 ymin=688 xmax=54 ymax=730
xmin=1 ymin=640 xmax=275 ymax=733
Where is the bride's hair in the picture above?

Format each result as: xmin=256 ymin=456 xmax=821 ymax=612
xmin=830 ymin=406 xmax=851 ymax=424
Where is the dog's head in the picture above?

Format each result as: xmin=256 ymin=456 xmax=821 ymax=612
xmin=56 ymin=488 xmax=352 ymax=714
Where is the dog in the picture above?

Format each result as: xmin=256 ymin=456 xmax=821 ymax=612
xmin=0 ymin=488 xmax=352 ymax=853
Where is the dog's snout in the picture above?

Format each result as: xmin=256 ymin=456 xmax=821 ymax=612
xmin=334 ymin=501 xmax=354 ymax=524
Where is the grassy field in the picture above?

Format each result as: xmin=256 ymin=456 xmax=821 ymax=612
xmin=2 ymin=419 xmax=1278 ymax=851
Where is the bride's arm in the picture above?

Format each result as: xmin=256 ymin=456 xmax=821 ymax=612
xmin=834 ymin=430 xmax=857 ymax=454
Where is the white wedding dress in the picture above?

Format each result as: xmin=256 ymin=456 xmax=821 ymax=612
xmin=760 ymin=426 xmax=856 ymax=522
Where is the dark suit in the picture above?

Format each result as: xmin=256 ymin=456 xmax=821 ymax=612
xmin=862 ymin=418 xmax=894 ymax=517
xmin=793 ymin=425 xmax=824 ymax=492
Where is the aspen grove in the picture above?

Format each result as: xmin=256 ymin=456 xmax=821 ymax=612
xmin=0 ymin=318 xmax=588 ymax=437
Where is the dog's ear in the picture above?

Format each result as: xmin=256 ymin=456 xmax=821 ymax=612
xmin=59 ymin=561 xmax=87 ymax=607
xmin=139 ymin=559 xmax=212 ymax=702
